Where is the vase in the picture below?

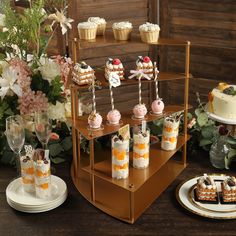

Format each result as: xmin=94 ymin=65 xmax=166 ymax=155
xmin=209 ymin=135 xmax=230 ymax=169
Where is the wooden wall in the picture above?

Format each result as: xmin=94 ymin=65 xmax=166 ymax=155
xmin=160 ymin=0 xmax=236 ymax=105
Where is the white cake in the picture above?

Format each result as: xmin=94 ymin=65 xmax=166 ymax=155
xmin=208 ymin=83 xmax=236 ymax=119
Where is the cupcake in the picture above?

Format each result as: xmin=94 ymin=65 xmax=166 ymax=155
xmin=139 ymin=22 xmax=160 ymax=43
xmin=133 ymin=104 xmax=147 ymax=119
xmin=88 ymin=112 xmax=103 ymax=129
xmin=77 ymin=22 xmax=97 ymax=40
xmin=112 ymin=21 xmax=133 ymax=41
xmin=107 ymin=109 xmax=121 ymax=125
xmin=151 ymin=98 xmax=164 ymax=115
xmin=88 ymin=17 xmax=106 ymax=35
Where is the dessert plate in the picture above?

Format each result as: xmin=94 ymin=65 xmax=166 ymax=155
xmin=176 ymin=174 xmax=236 ymax=219
xmin=6 ymin=175 xmax=67 ymax=213
xmin=205 ymin=103 xmax=236 ymax=125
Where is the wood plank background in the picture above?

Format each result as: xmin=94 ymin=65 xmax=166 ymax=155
xmin=160 ymin=0 xmax=236 ymax=104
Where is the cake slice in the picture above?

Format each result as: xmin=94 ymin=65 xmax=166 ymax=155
xmin=72 ymin=61 xmax=95 ymax=85
xmin=136 ymin=56 xmax=154 ymax=79
xmin=196 ymin=174 xmax=217 ymax=202
xmin=221 ymin=176 xmax=236 ymax=203
xmin=105 ymin=58 xmax=125 ymax=81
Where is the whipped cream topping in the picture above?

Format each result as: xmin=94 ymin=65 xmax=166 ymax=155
xmin=223 ymin=177 xmax=236 ymax=191
xmin=139 ymin=22 xmax=160 ymax=32
xmin=77 ymin=21 xmax=97 ymax=29
xmin=198 ymin=174 xmax=216 ymax=189
xmin=88 ymin=17 xmax=106 ymax=25
xmin=112 ymin=21 xmax=133 ymax=29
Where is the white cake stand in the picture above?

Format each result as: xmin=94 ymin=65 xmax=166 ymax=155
xmin=205 ymin=103 xmax=236 ymax=136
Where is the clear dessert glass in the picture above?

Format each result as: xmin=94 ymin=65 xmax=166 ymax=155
xmin=133 ymin=128 xmax=150 ymax=169
xmin=111 ymin=135 xmax=129 ymax=179
xmin=33 ymin=149 xmax=51 ymax=199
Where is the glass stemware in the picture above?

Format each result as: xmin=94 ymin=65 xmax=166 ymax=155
xmin=5 ymin=115 xmax=25 ymax=175
xmin=34 ymin=112 xmax=52 ymax=149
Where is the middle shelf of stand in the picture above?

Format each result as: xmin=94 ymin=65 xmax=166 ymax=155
xmin=81 ymin=134 xmax=191 ymax=192
xmin=74 ymin=104 xmax=192 ymax=140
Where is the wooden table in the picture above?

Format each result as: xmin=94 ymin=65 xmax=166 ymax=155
xmin=1 ymin=152 xmax=236 ymax=236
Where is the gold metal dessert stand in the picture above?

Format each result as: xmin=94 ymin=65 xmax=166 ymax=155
xmin=70 ymin=34 xmax=191 ymax=223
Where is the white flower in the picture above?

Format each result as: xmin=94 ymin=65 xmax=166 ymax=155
xmin=0 ymin=14 xmax=5 ymax=27
xmin=39 ymin=57 xmax=61 ymax=83
xmin=0 ymin=66 xmax=22 ymax=99
xmin=48 ymin=101 xmax=66 ymax=122
xmin=48 ymin=10 xmax=74 ymax=35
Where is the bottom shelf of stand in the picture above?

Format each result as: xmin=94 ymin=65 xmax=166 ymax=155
xmin=71 ymin=158 xmax=187 ymax=223
xmin=71 ymin=135 xmax=190 ymax=223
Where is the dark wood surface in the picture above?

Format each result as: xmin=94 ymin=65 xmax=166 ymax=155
xmin=1 ymin=152 xmax=236 ymax=236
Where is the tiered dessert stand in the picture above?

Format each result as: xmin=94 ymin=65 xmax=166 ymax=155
xmin=70 ymin=33 xmax=191 ymax=223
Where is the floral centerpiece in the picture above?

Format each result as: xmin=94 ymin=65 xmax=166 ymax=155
xmin=0 ymin=0 xmax=75 ymax=165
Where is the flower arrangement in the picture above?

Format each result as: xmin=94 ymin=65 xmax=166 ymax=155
xmin=0 ymin=0 xmax=75 ymax=165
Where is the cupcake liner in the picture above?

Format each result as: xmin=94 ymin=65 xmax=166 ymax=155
xmin=113 ymin=28 xmax=132 ymax=41
xmin=96 ymin=23 xmax=106 ymax=36
xmin=78 ymin=28 xmax=97 ymax=40
xmin=140 ymin=30 xmax=160 ymax=43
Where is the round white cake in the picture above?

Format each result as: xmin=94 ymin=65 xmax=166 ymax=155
xmin=208 ymin=84 xmax=236 ymax=119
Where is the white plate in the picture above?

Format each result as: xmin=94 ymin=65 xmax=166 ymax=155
xmin=206 ymin=103 xmax=236 ymax=125
xmin=6 ymin=175 xmax=67 ymax=207
xmin=7 ymin=192 xmax=67 ymax=213
xmin=176 ymin=174 xmax=236 ymax=219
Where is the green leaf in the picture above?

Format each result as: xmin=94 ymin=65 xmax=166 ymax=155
xmin=51 ymin=157 xmax=66 ymax=164
xmin=226 ymin=136 xmax=236 ymax=145
xmin=228 ymin=149 xmax=236 ymax=159
xmin=201 ymin=126 xmax=215 ymax=139
xmin=195 ymin=108 xmax=203 ymax=116
xmin=199 ymin=139 xmax=213 ymax=147
xmin=61 ymin=137 xmax=72 ymax=151
xmin=197 ymin=112 xmax=208 ymax=127
xmin=48 ymin=143 xmax=64 ymax=157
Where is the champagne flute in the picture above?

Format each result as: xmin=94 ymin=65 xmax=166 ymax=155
xmin=34 ymin=112 xmax=52 ymax=149
xmin=5 ymin=115 xmax=25 ymax=175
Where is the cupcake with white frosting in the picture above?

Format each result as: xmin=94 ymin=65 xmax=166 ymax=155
xmin=88 ymin=17 xmax=106 ymax=35
xmin=112 ymin=21 xmax=133 ymax=41
xmin=139 ymin=22 xmax=160 ymax=43
xmin=77 ymin=22 xmax=97 ymax=40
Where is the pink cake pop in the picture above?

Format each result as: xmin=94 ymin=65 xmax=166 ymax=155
xmin=88 ymin=112 xmax=103 ymax=129
xmin=151 ymin=99 xmax=164 ymax=115
xmin=107 ymin=109 xmax=121 ymax=125
xmin=133 ymin=104 xmax=147 ymax=119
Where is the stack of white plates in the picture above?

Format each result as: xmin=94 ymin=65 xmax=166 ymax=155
xmin=6 ymin=175 xmax=67 ymax=213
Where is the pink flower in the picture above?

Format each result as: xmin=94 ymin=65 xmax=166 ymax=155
xmin=50 ymin=132 xmax=60 ymax=140
xmin=18 ymin=89 xmax=48 ymax=115
xmin=53 ymin=55 xmax=73 ymax=88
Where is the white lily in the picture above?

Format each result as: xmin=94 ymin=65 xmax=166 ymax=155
xmin=0 ymin=66 xmax=22 ymax=99
xmin=48 ymin=10 xmax=74 ymax=35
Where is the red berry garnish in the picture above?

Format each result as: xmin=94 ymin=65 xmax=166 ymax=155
xmin=143 ymin=56 xmax=150 ymax=63
xmin=112 ymin=59 xmax=121 ymax=65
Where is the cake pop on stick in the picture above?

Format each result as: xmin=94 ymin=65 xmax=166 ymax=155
xmin=151 ymin=62 xmax=164 ymax=115
xmin=107 ymin=72 xmax=121 ymax=125
xmin=88 ymin=75 xmax=102 ymax=129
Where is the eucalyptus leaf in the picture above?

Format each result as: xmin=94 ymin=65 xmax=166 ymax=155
xmin=51 ymin=157 xmax=66 ymax=164
xmin=228 ymin=149 xmax=236 ymax=159
xmin=197 ymin=112 xmax=208 ymax=127
xmin=201 ymin=126 xmax=215 ymax=139
xmin=49 ymin=143 xmax=64 ymax=157
xmin=195 ymin=108 xmax=203 ymax=116
xmin=199 ymin=139 xmax=213 ymax=147
xmin=61 ymin=137 xmax=72 ymax=151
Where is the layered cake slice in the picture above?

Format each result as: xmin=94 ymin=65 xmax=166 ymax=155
xmin=72 ymin=61 xmax=95 ymax=85
xmin=136 ymin=56 xmax=154 ymax=79
xmin=221 ymin=176 xmax=236 ymax=203
xmin=196 ymin=174 xmax=217 ymax=202
xmin=105 ymin=58 xmax=125 ymax=81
